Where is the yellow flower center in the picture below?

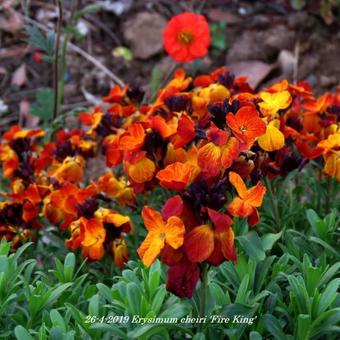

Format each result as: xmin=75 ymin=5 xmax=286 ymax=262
xmin=159 ymin=232 xmax=166 ymax=240
xmin=178 ymin=31 xmax=193 ymax=45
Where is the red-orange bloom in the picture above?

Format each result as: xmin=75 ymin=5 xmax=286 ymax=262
xmin=227 ymin=171 xmax=266 ymax=226
xmin=163 ymin=12 xmax=210 ymax=63
xmin=226 ymin=106 xmax=266 ymax=146
xmin=184 ymin=209 xmax=236 ymax=264
xmin=137 ymin=206 xmax=185 ymax=266
xmin=156 ymin=162 xmax=195 ymax=191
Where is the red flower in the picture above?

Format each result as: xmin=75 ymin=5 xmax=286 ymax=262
xmin=163 ymin=12 xmax=210 ymax=63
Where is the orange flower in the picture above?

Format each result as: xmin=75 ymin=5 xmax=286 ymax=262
xmin=156 ymin=162 xmax=195 ymax=191
xmin=184 ymin=209 xmax=236 ymax=264
xmin=317 ymin=132 xmax=340 ymax=181
xmin=170 ymin=114 xmax=195 ymax=149
xmin=119 ymin=123 xmax=145 ymax=151
xmin=257 ymin=120 xmax=285 ymax=152
xmin=0 ymin=144 xmax=19 ymax=177
xmin=227 ymin=171 xmax=266 ymax=226
xmin=226 ymin=106 xmax=266 ymax=146
xmin=52 ymin=155 xmax=85 ymax=183
xmin=3 ymin=125 xmax=45 ymax=141
xmin=97 ymin=172 xmax=135 ymax=206
xmin=94 ymin=207 xmax=132 ymax=230
xmin=112 ymin=238 xmax=129 ymax=268
xmin=137 ymin=206 xmax=185 ymax=266
xmin=197 ymin=128 xmax=240 ymax=177
xmin=102 ymin=84 xmax=128 ymax=103
xmin=81 ymin=218 xmax=106 ymax=260
xmin=124 ymin=152 xmax=156 ymax=184
xmin=163 ymin=12 xmax=210 ymax=63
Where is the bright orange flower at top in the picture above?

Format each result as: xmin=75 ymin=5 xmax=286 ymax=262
xmin=163 ymin=12 xmax=210 ymax=63
xmin=137 ymin=206 xmax=185 ymax=266
xmin=226 ymin=106 xmax=266 ymax=147
xmin=156 ymin=162 xmax=196 ymax=191
xmin=227 ymin=171 xmax=266 ymax=226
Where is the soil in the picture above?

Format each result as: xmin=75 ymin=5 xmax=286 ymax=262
xmin=0 ymin=0 xmax=339 ymax=130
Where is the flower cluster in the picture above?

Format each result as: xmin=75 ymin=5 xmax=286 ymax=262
xmin=0 ymin=67 xmax=339 ymax=297
xmin=0 ymin=125 xmax=133 ymax=267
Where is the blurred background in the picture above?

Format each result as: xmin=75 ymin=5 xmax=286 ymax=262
xmin=0 ymin=0 xmax=339 ymax=131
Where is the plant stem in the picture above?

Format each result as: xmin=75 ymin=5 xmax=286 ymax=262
xmin=265 ymin=178 xmax=281 ymax=228
xmin=58 ymin=0 xmax=79 ymax=114
xmin=53 ymin=0 xmax=63 ymax=120
xmin=199 ymin=263 xmax=208 ymax=320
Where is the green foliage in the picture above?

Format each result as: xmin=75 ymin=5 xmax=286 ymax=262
xmin=25 ymin=25 xmax=55 ymax=63
xmin=31 ymin=88 xmax=55 ymax=121
xmin=210 ymin=22 xmax=228 ymax=54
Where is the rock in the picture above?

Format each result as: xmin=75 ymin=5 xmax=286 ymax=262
xmin=226 ymin=31 xmax=268 ymax=63
xmin=264 ymin=25 xmax=295 ymax=52
xmin=278 ymin=50 xmax=296 ymax=77
xmin=226 ymin=26 xmax=295 ymax=63
xmin=122 ymin=12 xmax=167 ymax=59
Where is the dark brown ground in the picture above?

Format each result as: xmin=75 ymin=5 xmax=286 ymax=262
xmin=0 ymin=0 xmax=339 ymax=129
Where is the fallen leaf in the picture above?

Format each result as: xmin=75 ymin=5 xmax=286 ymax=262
xmin=11 ymin=63 xmax=27 ymax=87
xmin=7 ymin=10 xmax=23 ymax=33
xmin=227 ymin=60 xmax=276 ymax=89
xmin=20 ymin=99 xmax=40 ymax=128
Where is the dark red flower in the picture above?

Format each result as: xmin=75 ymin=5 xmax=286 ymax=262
xmin=163 ymin=12 xmax=210 ymax=63
xmin=166 ymin=259 xmax=201 ymax=298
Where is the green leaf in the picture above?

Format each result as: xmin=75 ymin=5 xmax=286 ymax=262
xmin=150 ymin=67 xmax=163 ymax=99
xmin=50 ymin=309 xmax=66 ymax=332
xmin=317 ymin=278 xmax=340 ymax=314
xmin=14 ymin=326 xmax=34 ymax=340
xmin=25 ymin=25 xmax=55 ymax=60
xmin=235 ymin=274 xmax=250 ymax=304
xmin=261 ymin=231 xmax=282 ymax=252
xmin=126 ymin=282 xmax=141 ymax=315
xmin=150 ymin=286 xmax=166 ymax=314
xmin=309 ymin=236 xmax=340 ymax=259
xmin=148 ymin=260 xmax=161 ymax=298
xmin=263 ymin=314 xmax=286 ymax=340
xmin=297 ymin=314 xmax=311 ymax=340
xmin=310 ymin=308 xmax=340 ymax=338
xmin=237 ymin=231 xmax=266 ymax=262
xmin=63 ymin=253 xmax=75 ymax=281
xmin=31 ymin=88 xmax=54 ymax=120
xmin=249 ymin=331 xmax=262 ymax=340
